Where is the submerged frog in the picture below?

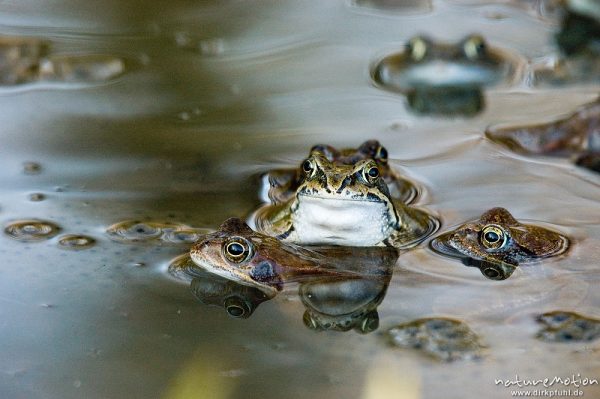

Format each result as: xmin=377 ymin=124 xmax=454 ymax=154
xmin=261 ymin=140 xmax=418 ymax=205
xmin=486 ymin=98 xmax=600 ymax=173
xmin=372 ymin=34 xmax=513 ymax=115
xmin=430 ymin=207 xmax=569 ymax=268
xmin=190 ymin=218 xmax=395 ymax=297
xmin=253 ymin=151 xmax=438 ymax=248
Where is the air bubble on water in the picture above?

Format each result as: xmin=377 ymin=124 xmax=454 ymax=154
xmin=4 ymin=220 xmax=60 ymax=241
xmin=58 ymin=234 xmax=96 ymax=250
xmin=198 ymin=38 xmax=225 ymax=56
xmin=106 ymin=220 xmax=209 ymax=245
xmin=23 ymin=161 xmax=41 ymax=175
xmin=28 ymin=193 xmax=46 ymax=202
xmin=174 ymin=31 xmax=191 ymax=47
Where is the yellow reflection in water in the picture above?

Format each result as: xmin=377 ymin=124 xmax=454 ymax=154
xmin=163 ymin=354 xmax=235 ymax=399
xmin=362 ymin=354 xmax=421 ymax=399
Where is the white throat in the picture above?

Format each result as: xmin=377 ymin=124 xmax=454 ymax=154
xmin=290 ymin=195 xmax=394 ymax=246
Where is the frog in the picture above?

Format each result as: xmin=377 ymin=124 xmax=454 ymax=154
xmin=429 ymin=207 xmax=569 ymax=268
xmin=372 ymin=34 xmax=513 ymax=115
xmin=252 ymin=151 xmax=439 ymax=248
xmin=190 ymin=218 xmax=394 ymax=298
xmin=486 ymin=98 xmax=600 ymax=173
xmin=260 ymin=139 xmax=418 ymax=205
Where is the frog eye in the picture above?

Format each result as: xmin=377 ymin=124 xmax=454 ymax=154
xmin=375 ymin=145 xmax=388 ymax=162
xmin=407 ymin=36 xmax=428 ymax=61
xmin=223 ymin=237 xmax=253 ymax=263
xmin=302 ymin=158 xmax=316 ymax=177
xmin=463 ymin=35 xmax=487 ymax=60
xmin=362 ymin=162 xmax=380 ymax=184
xmin=480 ymin=225 xmax=507 ymax=250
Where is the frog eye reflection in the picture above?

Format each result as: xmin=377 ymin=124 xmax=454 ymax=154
xmin=463 ymin=35 xmax=487 ymax=60
xmin=407 ymin=37 xmax=428 ymax=61
xmin=480 ymin=225 xmax=507 ymax=250
xmin=302 ymin=158 xmax=316 ymax=177
xmin=362 ymin=163 xmax=380 ymax=184
xmin=375 ymin=146 xmax=388 ymax=162
xmin=223 ymin=237 xmax=253 ymax=263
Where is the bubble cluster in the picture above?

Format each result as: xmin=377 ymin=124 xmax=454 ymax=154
xmin=106 ymin=220 xmax=210 ymax=245
xmin=58 ymin=234 xmax=96 ymax=250
xmin=4 ymin=219 xmax=60 ymax=241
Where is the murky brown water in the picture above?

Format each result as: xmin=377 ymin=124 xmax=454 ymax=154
xmin=1 ymin=1 xmax=600 ymax=398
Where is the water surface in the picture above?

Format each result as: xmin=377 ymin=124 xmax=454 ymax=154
xmin=1 ymin=1 xmax=599 ymax=399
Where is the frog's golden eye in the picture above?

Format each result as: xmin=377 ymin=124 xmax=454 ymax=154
xmin=362 ymin=162 xmax=380 ymax=184
xmin=302 ymin=158 xmax=316 ymax=177
xmin=463 ymin=35 xmax=487 ymax=60
xmin=480 ymin=225 xmax=507 ymax=250
xmin=407 ymin=36 xmax=428 ymax=61
xmin=375 ymin=145 xmax=388 ymax=162
xmin=223 ymin=236 xmax=253 ymax=263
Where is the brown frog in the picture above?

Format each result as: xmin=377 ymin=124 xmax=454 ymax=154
xmin=261 ymin=140 xmax=418 ymax=205
xmin=486 ymin=98 xmax=600 ymax=173
xmin=190 ymin=218 xmax=396 ymax=297
xmin=253 ymin=151 xmax=438 ymax=248
xmin=486 ymin=98 xmax=600 ymax=155
xmin=430 ymin=207 xmax=569 ymax=268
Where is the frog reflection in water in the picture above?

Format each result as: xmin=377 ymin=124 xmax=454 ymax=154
xmin=190 ymin=218 xmax=397 ymax=298
xmin=372 ymin=34 xmax=511 ymax=115
xmin=253 ymin=151 xmax=438 ymax=248
xmin=261 ymin=139 xmax=418 ymax=205
xmin=430 ymin=208 xmax=569 ymax=274
xmin=169 ymin=253 xmax=271 ymax=318
xmin=486 ymin=98 xmax=600 ymax=173
xmin=299 ymin=246 xmax=396 ymax=334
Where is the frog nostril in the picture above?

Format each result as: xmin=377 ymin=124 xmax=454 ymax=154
xmin=336 ymin=177 xmax=352 ymax=193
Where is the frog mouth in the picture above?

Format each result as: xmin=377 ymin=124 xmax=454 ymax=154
xmin=189 ymin=253 xmax=278 ymax=298
xmin=297 ymin=192 xmax=385 ymax=203
xmin=429 ymin=232 xmax=464 ymax=258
